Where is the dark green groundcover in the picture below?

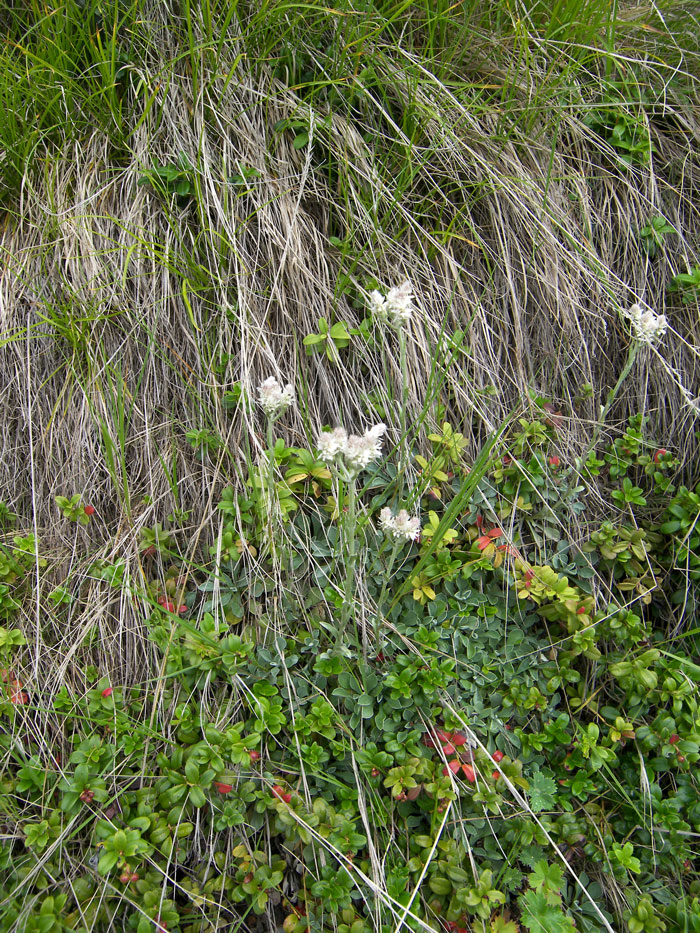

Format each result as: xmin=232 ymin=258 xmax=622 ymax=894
xmin=2 ymin=412 xmax=700 ymax=933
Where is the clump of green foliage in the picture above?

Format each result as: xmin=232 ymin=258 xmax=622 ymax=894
xmin=2 ymin=389 xmax=700 ymax=932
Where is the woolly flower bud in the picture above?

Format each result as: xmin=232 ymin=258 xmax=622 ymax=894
xmin=625 ymin=303 xmax=668 ymax=346
xmin=344 ymin=423 xmax=387 ymax=471
xmin=380 ymin=507 xmax=421 ymax=542
xmin=369 ymin=290 xmax=388 ymax=318
xmin=317 ymin=427 xmax=348 ymax=462
xmin=369 ymin=281 xmax=414 ymax=327
xmin=386 ymin=281 xmax=414 ymax=324
xmin=317 ymin=423 xmax=386 ymax=473
xmin=258 ymin=377 xmax=295 ymax=417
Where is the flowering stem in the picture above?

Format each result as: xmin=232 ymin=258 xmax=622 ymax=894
xmin=374 ymin=539 xmax=401 ymax=645
xmin=265 ymin=417 xmax=277 ymax=557
xmin=570 ymin=340 xmax=640 ymax=492
xmin=338 ymin=475 xmax=358 ymax=646
xmin=397 ymin=327 xmax=408 ymax=496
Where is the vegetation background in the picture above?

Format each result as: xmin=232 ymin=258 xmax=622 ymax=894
xmin=1 ymin=1 xmax=700 ymax=932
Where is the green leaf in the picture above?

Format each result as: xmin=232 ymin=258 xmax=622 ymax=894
xmin=528 ymin=772 xmax=557 ymax=812
xmin=185 ymin=758 xmax=200 ymax=783
xmin=97 ymin=850 xmax=119 ymax=874
xmin=520 ymin=890 xmax=575 ymax=933
xmin=428 ymin=876 xmax=451 ymax=895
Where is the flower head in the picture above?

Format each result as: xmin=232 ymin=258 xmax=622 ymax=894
xmin=379 ymin=507 xmax=421 ymax=542
xmin=316 ymin=423 xmax=386 ymax=474
xmin=258 ymin=377 xmax=295 ymax=418
xmin=624 ymin=303 xmax=668 ymax=346
xmin=343 ymin=423 xmax=386 ymax=471
xmin=369 ymin=280 xmax=414 ymax=327
xmin=317 ymin=427 xmax=348 ymax=461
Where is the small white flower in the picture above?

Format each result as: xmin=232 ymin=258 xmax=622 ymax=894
xmin=369 ymin=290 xmax=388 ymax=320
xmin=258 ymin=376 xmax=295 ymax=417
xmin=625 ymin=303 xmax=668 ymax=346
xmin=317 ymin=427 xmax=348 ymax=461
xmin=386 ymin=280 xmax=414 ymax=324
xmin=317 ymin=422 xmax=386 ymax=473
xmin=344 ymin=423 xmax=386 ymax=470
xmin=380 ymin=507 xmax=420 ymax=542
xmin=369 ymin=281 xmax=414 ymax=327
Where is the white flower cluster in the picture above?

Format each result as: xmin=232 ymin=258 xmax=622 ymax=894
xmin=317 ymin=423 xmax=386 ymax=473
xmin=258 ymin=376 xmax=295 ymax=418
xmin=625 ymin=303 xmax=668 ymax=346
xmin=379 ymin=507 xmax=421 ymax=542
xmin=369 ymin=280 xmax=414 ymax=327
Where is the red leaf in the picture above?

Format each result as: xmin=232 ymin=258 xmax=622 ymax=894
xmin=461 ymin=763 xmax=476 ymax=782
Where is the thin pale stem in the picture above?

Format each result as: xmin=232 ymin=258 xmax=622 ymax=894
xmin=265 ymin=417 xmax=277 ymax=558
xmin=338 ymin=475 xmax=358 ymax=647
xmin=570 ymin=340 xmax=640 ymax=493
xmin=398 ymin=327 xmax=408 ymax=496
xmin=374 ymin=538 xmax=401 ymax=645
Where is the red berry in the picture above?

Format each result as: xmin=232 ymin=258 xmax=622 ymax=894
xmin=120 ymin=872 xmax=131 ymax=884
xmin=461 ymin=763 xmax=476 ymax=783
xmin=130 ymin=872 xmax=139 ymax=882
xmin=84 ymin=505 xmax=96 ymax=516
xmin=548 ymin=456 xmax=560 ymax=467
xmin=371 ymin=767 xmax=380 ymax=777
xmin=214 ymin=782 xmax=233 ymax=794
xmin=492 ymin=771 xmax=501 ymax=780
xmin=677 ymin=754 xmax=686 ymax=763
xmin=669 ymin=734 xmax=680 ymax=745
xmin=177 ymin=604 xmax=188 ymax=614
xmin=158 ymin=598 xmax=176 ymax=612
xmin=249 ymin=749 xmax=260 ymax=762
xmin=492 ymin=750 xmax=504 ymax=763
xmin=654 ymin=449 xmax=668 ymax=463
xmin=101 ymin=687 xmax=113 ymax=698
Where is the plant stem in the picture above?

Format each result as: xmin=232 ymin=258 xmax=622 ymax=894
xmin=571 ymin=340 xmax=640 ymax=492
xmin=338 ymin=474 xmax=357 ymax=647
xmin=374 ymin=538 xmax=401 ymax=645
xmin=265 ymin=416 xmax=277 ymax=559
xmin=397 ymin=327 xmax=408 ymax=496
